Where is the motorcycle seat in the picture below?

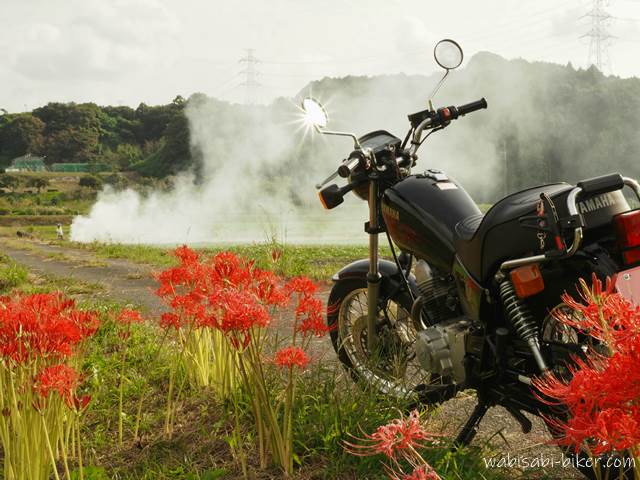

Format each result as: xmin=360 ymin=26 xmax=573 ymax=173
xmin=453 ymin=183 xmax=574 ymax=282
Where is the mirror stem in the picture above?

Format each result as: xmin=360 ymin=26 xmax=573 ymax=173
xmin=427 ymin=69 xmax=450 ymax=106
xmin=318 ymin=128 xmax=363 ymax=150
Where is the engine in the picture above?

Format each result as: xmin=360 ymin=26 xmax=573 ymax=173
xmin=414 ymin=317 xmax=470 ymax=384
xmin=412 ymin=260 xmax=471 ymax=385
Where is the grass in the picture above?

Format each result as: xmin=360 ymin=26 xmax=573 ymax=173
xmin=79 ymin=242 xmax=394 ymax=281
xmin=0 ymin=254 xmax=28 ymax=291
xmin=0 ymin=225 xmax=394 ymax=281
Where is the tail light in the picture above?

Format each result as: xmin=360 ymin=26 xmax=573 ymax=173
xmin=614 ymin=209 xmax=640 ymax=265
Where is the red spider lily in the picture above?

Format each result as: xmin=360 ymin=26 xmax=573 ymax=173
xmin=390 ymin=465 xmax=441 ymax=480
xmin=285 ymin=276 xmax=318 ymax=297
xmin=555 ymin=273 xmax=640 ymax=351
xmin=71 ymin=394 xmax=91 ymax=412
xmin=159 ymin=312 xmax=182 ymax=330
xmin=174 ymin=244 xmax=200 ymax=265
xmin=533 ymin=275 xmax=640 ymax=457
xmin=252 ymin=269 xmax=288 ymax=307
xmin=296 ymin=296 xmax=332 ymax=337
xmin=274 ymin=346 xmax=310 ymax=369
xmin=34 ymin=364 xmax=80 ymax=407
xmin=0 ymin=293 xmax=99 ymax=362
xmin=117 ymin=309 xmax=143 ymax=325
xmin=271 ymin=248 xmax=282 ymax=263
xmin=210 ymin=251 xmax=254 ymax=287
xmin=217 ymin=289 xmax=270 ymax=332
xmin=345 ymin=410 xmax=440 ymax=459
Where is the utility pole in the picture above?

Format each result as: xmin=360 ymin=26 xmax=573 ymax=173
xmin=239 ymin=49 xmax=260 ymax=105
xmin=581 ymin=0 xmax=614 ymax=73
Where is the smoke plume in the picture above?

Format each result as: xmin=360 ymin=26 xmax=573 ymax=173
xmin=71 ymin=52 xmax=640 ymax=244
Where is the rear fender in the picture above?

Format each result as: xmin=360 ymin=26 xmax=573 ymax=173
xmin=332 ymin=258 xmax=419 ymax=297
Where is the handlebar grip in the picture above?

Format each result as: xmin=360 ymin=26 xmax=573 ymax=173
xmin=457 ymin=98 xmax=488 ymax=116
xmin=577 ymin=173 xmax=624 ymax=196
xmin=338 ymin=156 xmax=360 ymax=178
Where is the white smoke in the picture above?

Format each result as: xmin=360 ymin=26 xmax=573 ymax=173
xmin=70 ymin=97 xmax=368 ymax=244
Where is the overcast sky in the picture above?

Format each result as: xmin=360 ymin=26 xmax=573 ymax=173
xmin=1 ymin=0 xmax=639 ymax=112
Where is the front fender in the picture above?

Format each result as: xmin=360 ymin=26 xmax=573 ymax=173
xmin=332 ymin=258 xmax=419 ymax=296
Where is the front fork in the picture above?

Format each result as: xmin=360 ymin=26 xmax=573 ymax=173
xmin=367 ymin=179 xmax=381 ymax=352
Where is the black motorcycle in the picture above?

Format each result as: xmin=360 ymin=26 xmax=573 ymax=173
xmin=302 ymin=39 xmax=640 ymax=479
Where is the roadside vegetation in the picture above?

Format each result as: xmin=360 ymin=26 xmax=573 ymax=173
xmin=0 ymin=248 xmax=523 ymax=480
xmin=0 ymin=248 xmax=516 ymax=480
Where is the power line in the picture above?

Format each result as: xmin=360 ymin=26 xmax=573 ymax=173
xmin=581 ymin=0 xmax=615 ymax=72
xmin=239 ymin=48 xmax=261 ymax=105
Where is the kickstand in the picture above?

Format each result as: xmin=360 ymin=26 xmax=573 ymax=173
xmin=453 ymin=401 xmax=489 ymax=448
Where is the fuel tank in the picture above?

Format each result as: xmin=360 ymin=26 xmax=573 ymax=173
xmin=382 ymin=170 xmax=480 ymax=272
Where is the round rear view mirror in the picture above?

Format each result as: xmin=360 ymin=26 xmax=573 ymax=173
xmin=434 ymin=39 xmax=464 ymax=70
xmin=301 ymin=97 xmax=328 ymax=129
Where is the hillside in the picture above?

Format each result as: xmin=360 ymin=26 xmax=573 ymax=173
xmin=2 ymin=53 xmax=640 ymax=203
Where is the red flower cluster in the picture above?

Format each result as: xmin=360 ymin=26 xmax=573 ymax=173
xmin=533 ymin=274 xmax=640 ymax=455
xmin=346 ymin=410 xmax=439 ymax=459
xmin=285 ymin=276 xmax=331 ymax=338
xmin=0 ymin=293 xmax=99 ymax=363
xmin=274 ymin=346 xmax=310 ymax=369
xmin=117 ymin=309 xmax=143 ymax=326
xmin=553 ymin=274 xmax=640 ymax=351
xmin=155 ymin=247 xmax=327 ymax=349
xmin=392 ymin=465 xmax=441 ymax=480
xmin=34 ymin=363 xmax=90 ymax=410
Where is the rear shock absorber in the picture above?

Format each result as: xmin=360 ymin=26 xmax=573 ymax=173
xmin=499 ymin=280 xmax=548 ymax=372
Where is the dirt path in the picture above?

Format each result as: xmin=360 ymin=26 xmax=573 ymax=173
xmin=0 ymin=237 xmax=581 ymax=479
xmin=0 ymin=238 xmax=164 ymax=312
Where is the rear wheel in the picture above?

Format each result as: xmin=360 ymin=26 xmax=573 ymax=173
xmin=327 ymin=278 xmax=448 ymax=401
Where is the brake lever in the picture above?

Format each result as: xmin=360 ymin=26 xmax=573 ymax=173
xmin=315 ymin=170 xmax=340 ymax=190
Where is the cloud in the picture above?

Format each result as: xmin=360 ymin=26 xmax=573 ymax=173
xmin=8 ymin=0 xmax=180 ymax=83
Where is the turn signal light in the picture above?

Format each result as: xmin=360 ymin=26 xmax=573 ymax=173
xmin=510 ymin=264 xmax=545 ymax=299
xmin=615 ymin=209 xmax=640 ymax=265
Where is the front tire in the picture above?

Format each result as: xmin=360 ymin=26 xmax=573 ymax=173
xmin=326 ymin=278 xmax=444 ymax=400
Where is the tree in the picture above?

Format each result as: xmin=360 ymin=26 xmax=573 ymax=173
xmin=78 ymin=175 xmax=102 ymax=190
xmin=0 ymin=174 xmax=21 ymax=193
xmin=25 ymin=176 xmax=49 ymax=194
xmin=0 ymin=114 xmax=45 ymax=159
xmin=103 ymin=144 xmax=142 ymax=170
xmin=45 ymin=127 xmax=100 ymax=164
xmin=33 ymin=103 xmax=101 ymax=163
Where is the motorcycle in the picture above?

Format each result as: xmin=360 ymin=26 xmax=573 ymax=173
xmin=302 ymin=39 xmax=640 ymax=479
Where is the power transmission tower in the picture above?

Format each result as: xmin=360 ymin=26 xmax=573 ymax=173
xmin=581 ymin=0 xmax=614 ymax=73
xmin=239 ymin=49 xmax=261 ymax=105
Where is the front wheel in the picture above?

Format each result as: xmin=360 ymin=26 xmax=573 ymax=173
xmin=327 ymin=278 xmax=447 ymax=401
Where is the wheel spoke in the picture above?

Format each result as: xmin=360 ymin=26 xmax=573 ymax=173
xmin=337 ymin=288 xmax=437 ymax=398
